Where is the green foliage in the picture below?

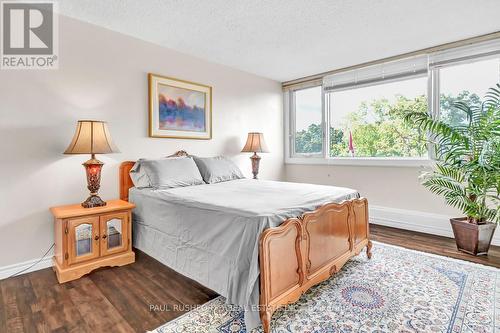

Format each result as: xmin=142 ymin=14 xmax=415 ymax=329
xmin=333 ymin=96 xmax=428 ymax=157
xmin=295 ymin=95 xmax=429 ymax=157
xmin=295 ymin=123 xmax=322 ymax=154
xmin=404 ymin=84 xmax=500 ymax=223
xmin=329 ymin=128 xmax=345 ymax=156
xmin=295 ymin=90 xmax=487 ymax=158
xmin=440 ymin=91 xmax=482 ymax=126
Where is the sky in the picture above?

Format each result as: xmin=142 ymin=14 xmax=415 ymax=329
xmin=295 ymin=57 xmax=500 ymax=131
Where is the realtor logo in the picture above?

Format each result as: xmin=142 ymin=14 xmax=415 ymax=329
xmin=1 ymin=1 xmax=58 ymax=69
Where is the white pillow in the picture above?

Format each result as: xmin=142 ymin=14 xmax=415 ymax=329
xmin=130 ymin=157 xmax=204 ymax=188
xmin=193 ymin=156 xmax=244 ymax=184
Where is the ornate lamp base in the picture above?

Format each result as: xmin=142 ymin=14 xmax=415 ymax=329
xmin=250 ymin=152 xmax=261 ymax=179
xmin=82 ymin=194 xmax=106 ymax=208
xmin=82 ymin=154 xmax=107 ymax=208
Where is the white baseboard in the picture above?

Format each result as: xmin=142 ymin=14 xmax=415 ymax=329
xmin=369 ymin=205 xmax=500 ymax=246
xmin=0 ymin=256 xmax=53 ymax=280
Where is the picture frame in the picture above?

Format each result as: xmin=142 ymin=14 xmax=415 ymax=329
xmin=148 ymin=73 xmax=212 ymax=139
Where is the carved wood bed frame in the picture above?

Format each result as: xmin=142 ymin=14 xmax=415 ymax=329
xmin=119 ymin=151 xmax=372 ymax=333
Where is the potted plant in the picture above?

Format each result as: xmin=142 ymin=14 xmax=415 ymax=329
xmin=404 ymin=84 xmax=500 ymax=256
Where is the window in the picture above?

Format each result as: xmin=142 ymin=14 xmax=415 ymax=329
xmin=285 ymin=38 xmax=500 ymax=165
xmin=292 ymin=86 xmax=323 ymax=155
xmin=439 ymin=57 xmax=500 ymax=127
xmin=327 ymin=76 xmax=428 ymax=158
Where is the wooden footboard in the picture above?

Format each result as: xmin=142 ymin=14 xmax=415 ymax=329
xmin=258 ymin=198 xmax=371 ymax=333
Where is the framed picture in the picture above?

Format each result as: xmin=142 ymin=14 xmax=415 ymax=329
xmin=148 ymin=73 xmax=212 ymax=139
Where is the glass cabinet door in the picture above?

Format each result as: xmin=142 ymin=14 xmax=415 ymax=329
xmin=75 ymin=223 xmax=93 ymax=257
xmin=68 ymin=216 xmax=100 ymax=265
xmin=100 ymin=212 xmax=128 ymax=256
xmin=106 ymin=218 xmax=123 ymax=249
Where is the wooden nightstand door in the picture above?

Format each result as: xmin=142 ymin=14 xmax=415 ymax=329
xmin=67 ymin=216 xmax=100 ymax=265
xmin=100 ymin=212 xmax=129 ymax=257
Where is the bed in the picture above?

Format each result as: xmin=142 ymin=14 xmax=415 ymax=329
xmin=119 ymin=151 xmax=372 ymax=333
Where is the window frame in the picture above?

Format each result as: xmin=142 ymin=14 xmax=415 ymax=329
xmin=287 ymin=84 xmax=326 ymax=159
xmin=285 ymin=51 xmax=499 ymax=167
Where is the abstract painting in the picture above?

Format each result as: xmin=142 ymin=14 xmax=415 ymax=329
xmin=149 ymin=73 xmax=212 ymax=139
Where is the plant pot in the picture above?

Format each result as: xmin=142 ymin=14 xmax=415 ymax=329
xmin=450 ymin=217 xmax=497 ymax=256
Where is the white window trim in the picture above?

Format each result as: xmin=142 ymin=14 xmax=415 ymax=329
xmin=285 ymin=156 xmax=433 ymax=167
xmin=285 ymin=46 xmax=500 ymax=167
xmin=286 ymin=84 xmax=325 ymax=159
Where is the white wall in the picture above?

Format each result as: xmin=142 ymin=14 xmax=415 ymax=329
xmin=0 ymin=16 xmax=283 ymax=268
xmin=285 ymin=164 xmax=458 ymax=214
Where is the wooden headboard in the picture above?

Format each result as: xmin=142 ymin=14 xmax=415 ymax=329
xmin=119 ymin=161 xmax=135 ymax=201
xmin=119 ymin=150 xmax=189 ymax=201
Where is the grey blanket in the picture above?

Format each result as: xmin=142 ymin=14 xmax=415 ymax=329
xmin=129 ymin=179 xmax=358 ymax=330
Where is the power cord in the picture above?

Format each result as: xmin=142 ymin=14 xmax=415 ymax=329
xmin=6 ymin=243 xmax=55 ymax=279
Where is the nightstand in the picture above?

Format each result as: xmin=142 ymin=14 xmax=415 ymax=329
xmin=50 ymin=199 xmax=135 ymax=283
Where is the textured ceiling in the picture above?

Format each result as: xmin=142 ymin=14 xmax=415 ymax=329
xmin=59 ymin=0 xmax=500 ymax=82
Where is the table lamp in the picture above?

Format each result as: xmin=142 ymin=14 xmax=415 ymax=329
xmin=64 ymin=120 xmax=120 ymax=208
xmin=241 ymin=132 xmax=269 ymax=179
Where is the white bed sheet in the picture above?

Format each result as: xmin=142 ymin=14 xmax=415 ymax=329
xmin=130 ymin=179 xmax=359 ymax=330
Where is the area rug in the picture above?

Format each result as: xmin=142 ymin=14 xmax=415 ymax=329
xmin=151 ymin=242 xmax=500 ymax=332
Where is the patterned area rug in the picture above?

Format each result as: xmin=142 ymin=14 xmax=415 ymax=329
xmin=151 ymin=242 xmax=500 ymax=332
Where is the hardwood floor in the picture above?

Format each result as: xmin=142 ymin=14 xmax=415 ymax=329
xmin=0 ymin=250 xmax=217 ymax=333
xmin=1 ymin=224 xmax=499 ymax=332
xmin=371 ymin=224 xmax=500 ymax=268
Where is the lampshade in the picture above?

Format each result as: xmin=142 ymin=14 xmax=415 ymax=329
xmin=241 ymin=132 xmax=269 ymax=153
xmin=64 ymin=120 xmax=120 ymax=155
